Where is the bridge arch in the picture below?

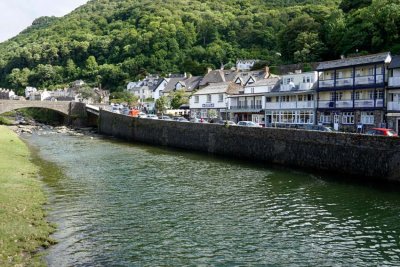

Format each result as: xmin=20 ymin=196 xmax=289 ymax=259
xmin=0 ymin=100 xmax=70 ymax=116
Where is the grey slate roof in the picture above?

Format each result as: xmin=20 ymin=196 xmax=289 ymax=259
xmin=163 ymin=76 xmax=202 ymax=93
xmin=193 ymin=82 xmax=241 ymax=95
xmin=388 ymin=55 xmax=400 ymax=69
xmin=316 ymin=52 xmax=391 ymax=70
xmin=199 ymin=69 xmax=237 ymax=87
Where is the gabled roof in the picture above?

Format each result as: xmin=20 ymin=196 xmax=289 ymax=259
xmin=163 ymin=76 xmax=202 ymax=93
xmin=316 ymin=52 xmax=391 ymax=70
xmin=251 ymin=77 xmax=280 ymax=88
xmin=193 ymin=82 xmax=242 ymax=95
xmin=388 ymin=55 xmax=400 ymax=69
xmin=200 ymin=69 xmax=237 ymax=87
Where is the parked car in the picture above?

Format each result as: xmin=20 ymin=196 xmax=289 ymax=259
xmin=190 ymin=118 xmax=209 ymax=123
xmin=146 ymin=114 xmax=158 ymax=119
xmin=173 ymin=117 xmax=189 ymax=122
xmin=138 ymin=112 xmax=147 ymax=118
xmin=121 ymin=107 xmax=130 ymax=115
xmin=237 ymin=121 xmax=262 ymax=127
xmin=365 ymin=128 xmax=398 ymax=137
xmin=112 ymin=106 xmax=120 ymax=114
xmin=159 ymin=115 xmax=173 ymax=120
xmin=216 ymin=120 xmax=236 ymax=126
xmin=304 ymin=125 xmax=333 ymax=132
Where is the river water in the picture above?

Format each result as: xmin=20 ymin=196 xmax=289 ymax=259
xmin=23 ymin=131 xmax=400 ymax=266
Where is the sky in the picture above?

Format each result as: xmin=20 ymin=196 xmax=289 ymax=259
xmin=0 ymin=0 xmax=88 ymax=42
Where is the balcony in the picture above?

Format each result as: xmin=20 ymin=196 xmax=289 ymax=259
xmin=336 ymin=100 xmax=353 ymax=108
xmin=388 ymin=101 xmax=400 ymax=111
xmin=389 ymin=77 xmax=400 ymax=87
xmin=336 ymin=78 xmax=353 ymax=87
xmin=319 ymin=79 xmax=334 ymax=88
xmin=319 ymin=75 xmax=384 ymax=89
xmin=229 ymin=105 xmax=262 ymax=112
xmin=299 ymin=83 xmax=314 ymax=90
xmin=319 ymin=99 xmax=384 ymax=109
xmin=355 ymin=75 xmax=383 ymax=86
xmin=297 ymin=101 xmax=314 ymax=109
xmin=265 ymin=101 xmax=314 ymax=110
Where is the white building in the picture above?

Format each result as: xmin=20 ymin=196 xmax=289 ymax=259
xmin=228 ymin=67 xmax=280 ymax=126
xmin=264 ymin=70 xmax=319 ymax=127
xmin=127 ymin=75 xmax=161 ymax=101
xmin=25 ymin=87 xmax=37 ymax=99
xmin=236 ymin=60 xmax=258 ymax=71
xmin=190 ymin=82 xmax=241 ymax=120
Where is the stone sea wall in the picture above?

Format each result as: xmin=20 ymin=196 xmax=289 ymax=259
xmin=99 ymin=109 xmax=400 ymax=182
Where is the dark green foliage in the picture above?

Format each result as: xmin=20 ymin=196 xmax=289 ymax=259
xmin=339 ymin=0 xmax=372 ymax=13
xmin=0 ymin=0 xmax=398 ymax=92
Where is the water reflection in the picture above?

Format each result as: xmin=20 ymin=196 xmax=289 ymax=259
xmin=23 ymin=131 xmax=400 ymax=266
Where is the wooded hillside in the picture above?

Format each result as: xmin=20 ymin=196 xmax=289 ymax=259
xmin=0 ymin=0 xmax=399 ymax=93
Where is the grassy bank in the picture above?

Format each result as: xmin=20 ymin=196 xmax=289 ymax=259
xmin=0 ymin=126 xmax=55 ymax=266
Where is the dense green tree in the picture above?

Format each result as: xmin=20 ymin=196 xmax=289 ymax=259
xmin=339 ymin=0 xmax=372 ymax=13
xmin=0 ymin=0 xmax=398 ymax=92
xmin=6 ymin=68 xmax=31 ymax=92
xmin=169 ymin=90 xmax=189 ymax=109
xmin=155 ymin=96 xmax=169 ymax=113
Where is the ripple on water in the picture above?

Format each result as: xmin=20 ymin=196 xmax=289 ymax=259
xmin=23 ymin=133 xmax=400 ymax=266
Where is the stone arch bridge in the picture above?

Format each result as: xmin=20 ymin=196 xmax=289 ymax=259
xmin=0 ymin=100 xmax=100 ymax=126
xmin=0 ymin=100 xmax=71 ymax=115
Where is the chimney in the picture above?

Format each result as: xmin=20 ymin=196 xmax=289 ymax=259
xmin=184 ymin=72 xmax=187 ymax=78
xmin=264 ymin=66 xmax=270 ymax=79
xmin=295 ymin=70 xmax=302 ymax=74
xmin=340 ymin=55 xmax=345 ymax=59
xmin=207 ymin=67 xmax=212 ymax=74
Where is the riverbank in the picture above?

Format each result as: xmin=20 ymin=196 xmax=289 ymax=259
xmin=0 ymin=126 xmax=55 ymax=266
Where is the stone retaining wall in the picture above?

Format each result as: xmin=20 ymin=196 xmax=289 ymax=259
xmin=99 ymin=109 xmax=400 ymax=182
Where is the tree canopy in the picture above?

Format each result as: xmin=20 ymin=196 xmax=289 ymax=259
xmin=0 ymin=0 xmax=398 ymax=94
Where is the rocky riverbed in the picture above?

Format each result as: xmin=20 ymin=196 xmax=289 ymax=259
xmin=5 ymin=114 xmax=99 ymax=138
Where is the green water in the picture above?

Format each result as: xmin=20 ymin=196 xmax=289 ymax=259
xmin=24 ymin=131 xmax=400 ymax=266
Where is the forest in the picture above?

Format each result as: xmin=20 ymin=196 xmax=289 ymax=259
xmin=0 ymin=0 xmax=399 ymax=94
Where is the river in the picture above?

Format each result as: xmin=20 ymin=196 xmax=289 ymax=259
xmin=23 ymin=130 xmax=400 ymax=266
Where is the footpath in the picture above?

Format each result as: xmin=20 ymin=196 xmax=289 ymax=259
xmin=0 ymin=125 xmax=54 ymax=266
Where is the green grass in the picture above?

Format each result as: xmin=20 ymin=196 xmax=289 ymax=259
xmin=0 ymin=116 xmax=13 ymax=125
xmin=0 ymin=126 xmax=55 ymax=266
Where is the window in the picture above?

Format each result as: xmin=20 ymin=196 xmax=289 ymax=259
xmin=336 ymin=71 xmax=343 ymax=79
xmin=368 ymin=67 xmax=374 ymax=76
xmin=330 ymin=92 xmax=342 ymax=101
xmin=320 ymin=112 xmax=331 ymax=123
xmin=375 ymin=90 xmax=383 ymax=99
xmin=303 ymin=76 xmax=311 ymax=83
xmin=270 ymin=111 xmax=314 ymax=124
xmin=200 ymin=109 xmax=208 ymax=118
xmin=298 ymin=95 xmax=303 ymax=101
xmin=218 ymin=94 xmax=223 ymax=102
xmin=266 ymin=97 xmax=271 ymax=102
xmin=361 ymin=112 xmax=374 ymax=125
xmin=194 ymin=95 xmax=199 ymax=103
xmin=342 ymin=112 xmax=354 ymax=124
xmin=354 ymin=91 xmax=360 ymax=100
xmin=207 ymin=94 xmax=212 ymax=103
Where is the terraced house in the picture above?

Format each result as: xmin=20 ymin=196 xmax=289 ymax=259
xmin=228 ymin=67 xmax=279 ymax=126
xmin=264 ymin=70 xmax=318 ymax=127
xmin=316 ymin=52 xmax=391 ymax=132
xmin=386 ymin=55 xmax=400 ymax=132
